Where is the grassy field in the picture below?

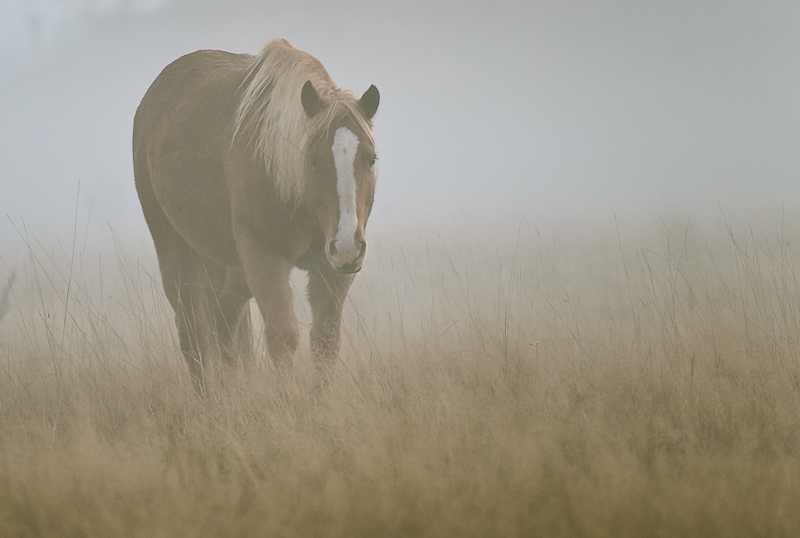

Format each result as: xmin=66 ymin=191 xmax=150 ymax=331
xmin=1 ymin=217 xmax=800 ymax=537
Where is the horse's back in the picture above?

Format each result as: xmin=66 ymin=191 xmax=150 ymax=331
xmin=134 ymin=50 xmax=250 ymax=157
xmin=134 ymin=50 xmax=253 ymax=265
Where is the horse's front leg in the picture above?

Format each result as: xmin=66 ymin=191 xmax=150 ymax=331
xmin=237 ymin=235 xmax=299 ymax=384
xmin=307 ymin=253 xmax=355 ymax=389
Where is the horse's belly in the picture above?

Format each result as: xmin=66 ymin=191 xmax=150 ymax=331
xmin=151 ymin=165 xmax=241 ymax=266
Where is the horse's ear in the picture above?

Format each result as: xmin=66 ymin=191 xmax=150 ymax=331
xmin=359 ymin=85 xmax=380 ymax=120
xmin=301 ymin=80 xmax=323 ymax=117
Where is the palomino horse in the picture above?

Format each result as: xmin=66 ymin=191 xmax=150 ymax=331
xmin=133 ymin=39 xmax=379 ymax=388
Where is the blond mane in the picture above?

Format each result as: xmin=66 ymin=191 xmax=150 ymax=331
xmin=232 ymin=39 xmax=375 ymax=205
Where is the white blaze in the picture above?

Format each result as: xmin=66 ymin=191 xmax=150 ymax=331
xmin=331 ymin=127 xmax=360 ymax=263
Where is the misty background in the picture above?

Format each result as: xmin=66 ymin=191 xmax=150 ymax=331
xmin=1 ymin=0 xmax=799 ymax=257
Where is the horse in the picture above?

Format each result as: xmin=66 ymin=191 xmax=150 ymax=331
xmin=133 ymin=39 xmax=379 ymax=389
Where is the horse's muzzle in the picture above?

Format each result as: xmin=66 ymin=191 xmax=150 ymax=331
xmin=327 ymin=239 xmax=366 ymax=273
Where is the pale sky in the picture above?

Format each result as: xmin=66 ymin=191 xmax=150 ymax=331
xmin=1 ymin=0 xmax=799 ymax=250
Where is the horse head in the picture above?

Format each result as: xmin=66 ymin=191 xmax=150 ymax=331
xmin=302 ymin=81 xmax=379 ymax=274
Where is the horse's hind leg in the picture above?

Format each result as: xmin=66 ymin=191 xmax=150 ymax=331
xmin=166 ymin=245 xmax=216 ymax=384
xmin=161 ymin=245 xmax=253 ymax=378
xmin=136 ymin=178 xmax=213 ymax=386
xmin=208 ymin=265 xmax=254 ymax=367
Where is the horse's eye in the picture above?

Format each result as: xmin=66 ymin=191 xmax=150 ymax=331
xmin=369 ymin=157 xmax=377 ymax=166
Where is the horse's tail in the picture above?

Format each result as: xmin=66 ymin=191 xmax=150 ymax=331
xmin=0 ymin=272 xmax=16 ymax=323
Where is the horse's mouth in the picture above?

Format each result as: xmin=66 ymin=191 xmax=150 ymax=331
xmin=330 ymin=260 xmax=363 ymax=274
xmin=334 ymin=265 xmax=362 ymax=275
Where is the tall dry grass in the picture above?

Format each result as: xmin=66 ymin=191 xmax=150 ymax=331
xmin=1 ymin=217 xmax=800 ymax=537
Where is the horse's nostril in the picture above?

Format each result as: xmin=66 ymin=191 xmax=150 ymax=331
xmin=327 ymin=241 xmax=337 ymax=257
xmin=358 ymin=241 xmax=367 ymax=259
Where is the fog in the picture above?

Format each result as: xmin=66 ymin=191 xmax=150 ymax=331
xmin=1 ymin=0 xmax=800 ymax=253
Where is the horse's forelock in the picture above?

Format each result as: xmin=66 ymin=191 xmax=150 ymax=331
xmin=312 ymin=99 xmax=376 ymax=152
xmin=232 ymin=39 xmax=374 ymax=206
